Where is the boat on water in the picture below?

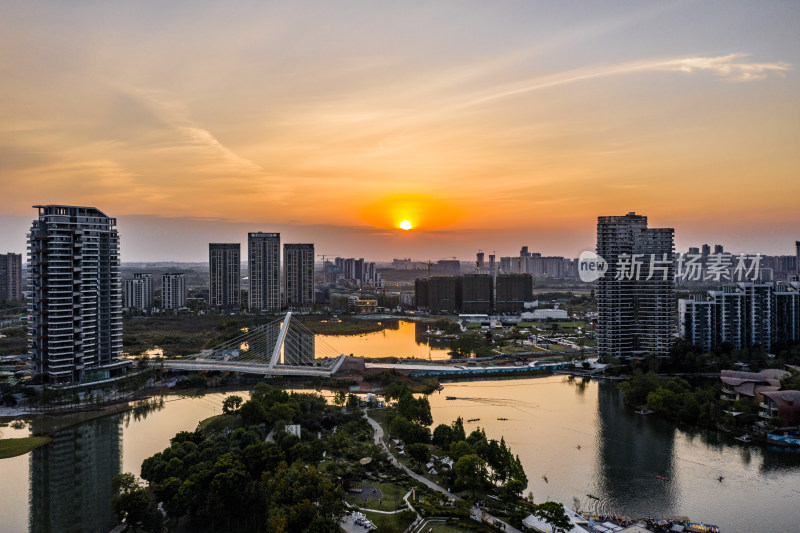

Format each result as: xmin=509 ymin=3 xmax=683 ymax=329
xmin=635 ymin=409 xmax=654 ymax=415
xmin=735 ymin=433 xmax=753 ymax=443
xmin=586 ymin=493 xmax=600 ymax=501
xmin=655 ymin=475 xmax=670 ymax=481
xmin=467 ymin=418 xmax=480 ymax=422
xmin=497 ymin=417 xmax=508 ymax=421
xmin=445 ymin=396 xmax=456 ymax=400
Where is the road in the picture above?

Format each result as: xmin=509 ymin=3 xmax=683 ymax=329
xmin=364 ymin=411 xmax=523 ymax=533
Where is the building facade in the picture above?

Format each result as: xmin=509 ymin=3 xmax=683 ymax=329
xmin=161 ymin=273 xmax=186 ymax=310
xmin=283 ymin=244 xmax=314 ymax=309
xmin=596 ymin=212 xmax=675 ymax=358
xmin=209 ymin=243 xmax=240 ymax=309
xmin=0 ymin=252 xmax=23 ymax=301
xmin=123 ymin=273 xmax=152 ymax=311
xmin=679 ymin=281 xmax=800 ymax=353
xmin=27 ymin=205 xmax=125 ymax=383
xmin=248 ymin=232 xmax=280 ymax=312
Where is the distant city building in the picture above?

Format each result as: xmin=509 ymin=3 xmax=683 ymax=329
xmin=0 ymin=252 xmax=23 ymax=301
xmin=161 ymin=273 xmax=186 ymax=310
xmin=596 ymin=212 xmax=675 ymax=358
xmin=414 ymin=278 xmax=429 ymax=309
xmin=796 ymin=241 xmax=800 ymax=274
xmin=460 ymin=274 xmax=493 ymax=313
xmin=414 ymin=273 xmax=531 ymax=314
xmin=248 ymin=232 xmax=280 ymax=312
xmin=679 ymin=281 xmax=800 ymax=353
xmin=714 ymin=244 xmax=724 ymax=254
xmin=426 ymin=276 xmax=457 ymax=314
xmin=432 ymin=260 xmax=460 ymax=275
xmin=124 ymin=273 xmax=152 ymax=311
xmin=28 ymin=205 xmax=126 ymax=383
xmin=283 ymin=244 xmax=314 ymax=309
xmin=209 ymin=243 xmax=240 ymax=309
xmin=495 ymin=274 xmax=532 ymax=313
xmin=333 ymin=257 xmax=381 ymax=286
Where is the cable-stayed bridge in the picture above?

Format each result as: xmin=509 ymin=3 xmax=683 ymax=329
xmin=162 ymin=312 xmax=348 ymax=377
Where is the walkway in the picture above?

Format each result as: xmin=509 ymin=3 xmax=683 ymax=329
xmin=363 ymin=411 xmax=523 ymax=533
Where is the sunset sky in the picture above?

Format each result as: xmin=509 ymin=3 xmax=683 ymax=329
xmin=1 ymin=1 xmax=798 ymax=261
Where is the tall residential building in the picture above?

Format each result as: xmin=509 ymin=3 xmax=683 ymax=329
xmin=209 ymin=243 xmax=240 ymax=309
xmin=248 ymin=232 xmax=280 ymax=312
xmin=124 ymin=273 xmax=152 ymax=311
xmin=283 ymin=244 xmax=314 ymax=309
xmin=796 ymin=241 xmax=800 ymax=274
xmin=0 ymin=252 xmax=23 ymax=301
xmin=679 ymin=281 xmax=800 ymax=353
xmin=28 ymin=205 xmax=125 ymax=383
xmin=596 ymin=212 xmax=675 ymax=358
xmin=161 ymin=273 xmax=186 ymax=310
xmin=495 ymin=274 xmax=533 ymax=313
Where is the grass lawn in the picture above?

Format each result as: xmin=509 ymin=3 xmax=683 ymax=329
xmin=362 ymin=509 xmax=416 ymax=533
xmin=0 ymin=436 xmax=52 ymax=459
xmin=346 ymin=482 xmax=408 ymax=511
xmin=198 ymin=414 xmax=240 ymax=434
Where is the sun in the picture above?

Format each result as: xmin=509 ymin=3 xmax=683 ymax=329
xmin=399 ymin=220 xmax=413 ymax=230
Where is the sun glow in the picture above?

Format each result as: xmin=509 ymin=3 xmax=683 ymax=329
xmin=399 ymin=220 xmax=413 ymax=230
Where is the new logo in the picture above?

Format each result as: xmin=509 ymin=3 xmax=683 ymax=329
xmin=578 ymin=251 xmax=608 ymax=282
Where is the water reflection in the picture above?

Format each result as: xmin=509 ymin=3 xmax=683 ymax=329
xmin=30 ymin=415 xmax=121 ymax=533
xmin=28 ymin=398 xmax=165 ymax=533
xmin=594 ymin=382 xmax=677 ymax=516
xmin=320 ymin=320 xmax=451 ymax=359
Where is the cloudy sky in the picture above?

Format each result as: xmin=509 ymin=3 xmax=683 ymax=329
xmin=1 ymin=1 xmax=798 ymax=261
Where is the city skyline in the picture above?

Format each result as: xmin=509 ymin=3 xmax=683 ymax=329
xmin=1 ymin=1 xmax=798 ymax=261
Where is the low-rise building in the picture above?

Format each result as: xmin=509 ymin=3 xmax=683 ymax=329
xmin=760 ymin=390 xmax=800 ymax=426
xmin=719 ymin=369 xmax=788 ymax=402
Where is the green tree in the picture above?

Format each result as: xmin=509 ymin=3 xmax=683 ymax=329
xmin=431 ymin=424 xmax=454 ymax=449
xmin=499 ymin=479 xmax=526 ymax=505
xmin=111 ymin=473 xmax=163 ymax=532
xmin=239 ymin=399 xmax=268 ymax=426
xmin=221 ymin=395 xmax=243 ymax=415
xmin=333 ymin=390 xmax=346 ymax=406
xmin=534 ymin=502 xmax=572 ymax=533
xmin=407 ymin=442 xmax=431 ymax=468
xmin=454 ymin=454 xmax=487 ymax=497
xmin=449 ymin=440 xmax=476 ymax=461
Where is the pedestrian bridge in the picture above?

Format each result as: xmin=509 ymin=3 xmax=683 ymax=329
xmin=162 ymin=312 xmax=347 ymax=377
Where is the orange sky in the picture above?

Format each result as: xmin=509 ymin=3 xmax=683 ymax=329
xmin=1 ymin=2 xmax=798 ymax=261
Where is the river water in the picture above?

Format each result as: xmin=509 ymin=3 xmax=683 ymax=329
xmin=0 ymin=323 xmax=798 ymax=532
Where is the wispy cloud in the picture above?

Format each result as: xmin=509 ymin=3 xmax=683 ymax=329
xmin=658 ymin=53 xmax=791 ymax=82
xmin=461 ymin=53 xmax=791 ymax=108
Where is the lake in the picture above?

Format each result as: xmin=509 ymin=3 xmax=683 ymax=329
xmin=0 ymin=321 xmax=798 ymax=532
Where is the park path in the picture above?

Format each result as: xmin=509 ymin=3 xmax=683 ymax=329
xmin=363 ymin=411 xmax=523 ymax=533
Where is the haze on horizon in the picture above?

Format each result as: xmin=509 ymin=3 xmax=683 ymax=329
xmin=1 ymin=1 xmax=798 ymax=262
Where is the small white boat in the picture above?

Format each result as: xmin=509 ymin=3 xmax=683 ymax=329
xmin=635 ymin=409 xmax=654 ymax=415
xmin=735 ymin=433 xmax=753 ymax=443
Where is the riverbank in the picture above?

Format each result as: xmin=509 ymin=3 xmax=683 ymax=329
xmin=0 ymin=436 xmax=52 ymax=458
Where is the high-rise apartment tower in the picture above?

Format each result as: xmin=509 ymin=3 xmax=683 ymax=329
xmin=0 ymin=253 xmax=23 ymax=301
xmin=248 ymin=232 xmax=280 ymax=312
xmin=283 ymin=244 xmax=314 ymax=309
xmin=209 ymin=243 xmax=240 ymax=309
xmin=161 ymin=273 xmax=186 ymax=310
xmin=27 ymin=205 xmax=125 ymax=383
xmin=596 ymin=212 xmax=675 ymax=358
